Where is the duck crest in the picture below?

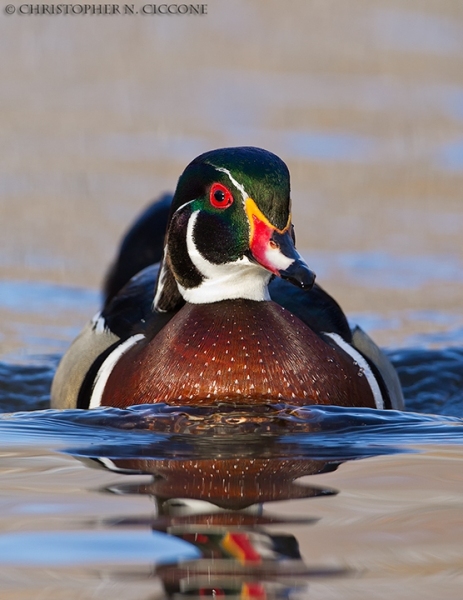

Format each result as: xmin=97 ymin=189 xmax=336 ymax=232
xmin=96 ymin=299 xmax=377 ymax=408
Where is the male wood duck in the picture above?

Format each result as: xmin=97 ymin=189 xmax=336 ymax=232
xmin=51 ymin=147 xmax=404 ymax=410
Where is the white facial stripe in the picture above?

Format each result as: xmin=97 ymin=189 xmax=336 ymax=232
xmin=323 ymin=332 xmax=384 ymax=410
xmin=215 ymin=166 xmax=249 ymax=203
xmin=181 ymin=210 xmax=271 ymax=303
xmin=185 ymin=210 xmax=201 ymax=266
xmin=172 ymin=198 xmax=195 ymax=213
xmin=89 ymin=334 xmax=145 ymax=409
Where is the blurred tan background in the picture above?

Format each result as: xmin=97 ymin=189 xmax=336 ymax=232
xmin=1 ymin=0 xmax=463 ymax=320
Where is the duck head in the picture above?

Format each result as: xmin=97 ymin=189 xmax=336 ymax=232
xmin=154 ymin=147 xmax=315 ymax=312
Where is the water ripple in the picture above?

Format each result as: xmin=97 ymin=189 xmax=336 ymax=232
xmin=0 ymin=404 xmax=462 ymax=463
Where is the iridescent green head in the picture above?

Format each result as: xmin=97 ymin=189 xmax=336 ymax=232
xmin=154 ymin=147 xmax=314 ymax=312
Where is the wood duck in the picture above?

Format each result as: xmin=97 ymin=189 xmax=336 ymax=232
xmin=51 ymin=147 xmax=404 ymax=411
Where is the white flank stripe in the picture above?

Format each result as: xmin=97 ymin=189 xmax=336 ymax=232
xmin=324 ymin=332 xmax=384 ymax=410
xmin=89 ymin=334 xmax=145 ymax=409
xmin=95 ymin=457 xmax=133 ymax=474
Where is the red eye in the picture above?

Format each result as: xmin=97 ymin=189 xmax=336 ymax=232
xmin=209 ymin=182 xmax=233 ymax=209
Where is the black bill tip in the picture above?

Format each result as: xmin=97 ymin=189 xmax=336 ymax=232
xmin=279 ymin=261 xmax=316 ymax=290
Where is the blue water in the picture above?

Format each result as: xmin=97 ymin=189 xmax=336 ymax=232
xmin=1 ymin=403 xmax=463 ymax=460
xmin=0 ymin=530 xmax=200 ymax=567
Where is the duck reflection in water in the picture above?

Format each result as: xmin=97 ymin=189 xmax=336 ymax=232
xmin=76 ymin=406 xmax=348 ymax=599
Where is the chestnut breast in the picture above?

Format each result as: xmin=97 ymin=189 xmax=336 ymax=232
xmin=101 ymin=299 xmax=376 ymax=408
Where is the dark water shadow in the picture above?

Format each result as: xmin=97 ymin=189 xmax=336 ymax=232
xmin=389 ymin=346 xmax=463 ymax=416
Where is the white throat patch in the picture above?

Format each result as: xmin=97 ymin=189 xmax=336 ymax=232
xmin=178 ymin=210 xmax=272 ymax=304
